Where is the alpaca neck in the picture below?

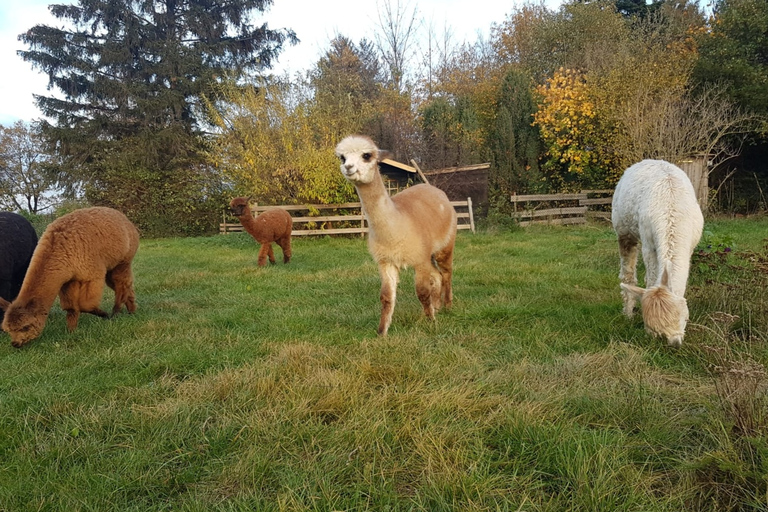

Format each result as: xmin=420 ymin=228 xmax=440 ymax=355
xmin=238 ymin=212 xmax=264 ymax=238
xmin=16 ymin=252 xmax=71 ymax=313
xmin=354 ymin=171 xmax=400 ymax=231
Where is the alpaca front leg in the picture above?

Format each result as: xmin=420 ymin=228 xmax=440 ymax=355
xmin=618 ymin=235 xmax=639 ymax=317
xmin=415 ymin=265 xmax=441 ymax=319
xmin=378 ymin=263 xmax=399 ymax=336
xmin=59 ymin=282 xmax=83 ymax=331
xmin=257 ymin=244 xmax=271 ymax=266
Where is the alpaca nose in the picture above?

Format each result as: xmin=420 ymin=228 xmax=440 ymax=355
xmin=344 ymin=163 xmax=354 ymax=171
xmin=667 ymin=334 xmax=683 ymax=348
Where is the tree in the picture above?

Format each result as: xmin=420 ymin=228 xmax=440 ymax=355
xmin=488 ymin=68 xmax=543 ymax=196
xmin=375 ymin=0 xmax=420 ymax=94
xmin=0 ymin=121 xmax=61 ymax=213
xmin=694 ymin=0 xmax=768 ymax=117
xmin=19 ymin=0 xmax=296 ymax=235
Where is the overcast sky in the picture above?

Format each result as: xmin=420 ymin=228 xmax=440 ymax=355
xmin=0 ymin=0 xmax=562 ymax=125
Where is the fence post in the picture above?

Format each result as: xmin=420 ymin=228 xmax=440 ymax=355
xmin=467 ymin=197 xmax=475 ymax=233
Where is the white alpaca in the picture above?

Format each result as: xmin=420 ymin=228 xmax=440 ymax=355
xmin=612 ymin=159 xmax=704 ymax=347
xmin=335 ymin=135 xmax=457 ymax=336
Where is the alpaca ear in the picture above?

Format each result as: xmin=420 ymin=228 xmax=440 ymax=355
xmin=620 ymin=282 xmax=646 ymax=300
xmin=0 ymin=297 xmax=9 ymax=311
xmin=378 ymin=149 xmax=393 ymax=162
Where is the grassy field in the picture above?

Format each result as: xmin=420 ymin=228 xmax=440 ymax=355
xmin=0 ymin=216 xmax=767 ymax=511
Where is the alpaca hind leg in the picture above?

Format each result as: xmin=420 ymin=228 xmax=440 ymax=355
xmin=415 ymin=264 xmax=440 ymax=320
xmin=618 ymin=234 xmax=640 ymax=317
xmin=277 ymin=235 xmax=291 ymax=264
xmin=378 ymin=263 xmax=399 ymax=336
xmin=433 ymin=240 xmax=455 ymax=310
xmin=108 ymin=263 xmax=136 ymax=315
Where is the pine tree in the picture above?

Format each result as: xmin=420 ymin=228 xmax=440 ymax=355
xmin=19 ymin=0 xmax=296 ymax=235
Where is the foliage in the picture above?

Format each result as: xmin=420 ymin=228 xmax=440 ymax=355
xmin=207 ymin=78 xmax=356 ymax=205
xmin=533 ymin=68 xmax=619 ymax=189
xmin=0 ymin=121 xmax=61 ymax=213
xmin=18 ymin=0 xmax=296 ymax=236
xmin=694 ymin=0 xmax=768 ymax=119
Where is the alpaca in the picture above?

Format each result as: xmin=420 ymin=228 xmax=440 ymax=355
xmin=0 ymin=207 xmax=139 ymax=347
xmin=335 ymin=135 xmax=457 ymax=336
xmin=0 ymin=212 xmax=38 ymax=322
xmin=611 ymin=159 xmax=704 ymax=347
xmin=229 ymin=197 xmax=292 ymax=266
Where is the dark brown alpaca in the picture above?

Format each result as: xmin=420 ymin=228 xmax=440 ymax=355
xmin=229 ymin=197 xmax=292 ymax=266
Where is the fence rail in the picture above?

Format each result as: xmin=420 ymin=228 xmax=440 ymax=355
xmin=220 ymin=198 xmax=475 ymax=236
xmin=511 ymin=190 xmax=613 ymax=226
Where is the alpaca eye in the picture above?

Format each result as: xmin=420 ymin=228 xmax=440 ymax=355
xmin=362 ymin=153 xmax=372 ymax=161
xmin=339 ymin=155 xmax=346 ymax=163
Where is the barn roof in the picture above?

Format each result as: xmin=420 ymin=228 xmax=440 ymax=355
xmin=380 ymin=159 xmax=418 ymax=175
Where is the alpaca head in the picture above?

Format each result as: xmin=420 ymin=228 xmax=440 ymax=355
xmin=1 ymin=298 xmax=49 ymax=347
xmin=620 ymin=266 xmax=689 ymax=347
xmin=335 ymin=135 xmax=392 ymax=185
xmin=229 ymin=197 xmax=251 ymax=217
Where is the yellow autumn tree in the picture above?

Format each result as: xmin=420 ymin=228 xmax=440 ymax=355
xmin=207 ymin=78 xmax=359 ymax=205
xmin=533 ymin=68 xmax=622 ymax=188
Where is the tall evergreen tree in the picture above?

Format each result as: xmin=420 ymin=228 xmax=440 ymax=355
xmin=489 ymin=68 xmax=542 ymax=197
xmin=19 ymin=0 xmax=296 ymax=235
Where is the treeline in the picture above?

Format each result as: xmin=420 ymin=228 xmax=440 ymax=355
xmin=1 ymin=0 xmax=766 ymax=236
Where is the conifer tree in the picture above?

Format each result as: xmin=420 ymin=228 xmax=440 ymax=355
xmin=19 ymin=0 xmax=296 ymax=235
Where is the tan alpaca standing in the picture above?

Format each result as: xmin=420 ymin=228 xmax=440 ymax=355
xmin=0 ymin=207 xmax=139 ymax=347
xmin=335 ymin=135 xmax=457 ymax=336
xmin=229 ymin=197 xmax=293 ymax=266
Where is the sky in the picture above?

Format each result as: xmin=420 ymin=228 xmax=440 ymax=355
xmin=0 ymin=0 xmax=561 ymax=126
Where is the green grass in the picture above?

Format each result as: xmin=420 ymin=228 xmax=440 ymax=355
xmin=1 ymin=216 xmax=767 ymax=511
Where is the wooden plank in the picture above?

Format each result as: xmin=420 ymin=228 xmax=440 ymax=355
xmin=423 ymin=163 xmax=491 ymax=176
xmin=292 ymin=227 xmax=368 ymax=236
xmin=579 ymin=197 xmax=613 ymax=206
xmin=251 ymin=202 xmax=363 ymax=213
xmin=516 ymin=206 xmax=588 ymax=219
xmin=511 ymin=193 xmax=587 ymax=202
xmin=519 ymin=216 xmax=587 ymax=227
xmin=410 ymin=159 xmax=430 ymax=184
xmin=291 ymin=214 xmax=365 ymax=223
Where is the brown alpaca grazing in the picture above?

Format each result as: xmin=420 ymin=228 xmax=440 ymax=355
xmin=335 ymin=135 xmax=457 ymax=336
xmin=0 ymin=207 xmax=139 ymax=347
xmin=229 ymin=197 xmax=292 ymax=266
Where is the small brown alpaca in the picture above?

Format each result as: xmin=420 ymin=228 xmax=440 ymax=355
xmin=335 ymin=135 xmax=457 ymax=336
xmin=0 ymin=207 xmax=139 ymax=347
xmin=229 ymin=197 xmax=293 ymax=266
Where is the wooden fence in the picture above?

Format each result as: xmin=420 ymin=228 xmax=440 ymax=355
xmin=511 ymin=190 xmax=614 ymax=226
xmin=220 ymin=197 xmax=475 ymax=236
